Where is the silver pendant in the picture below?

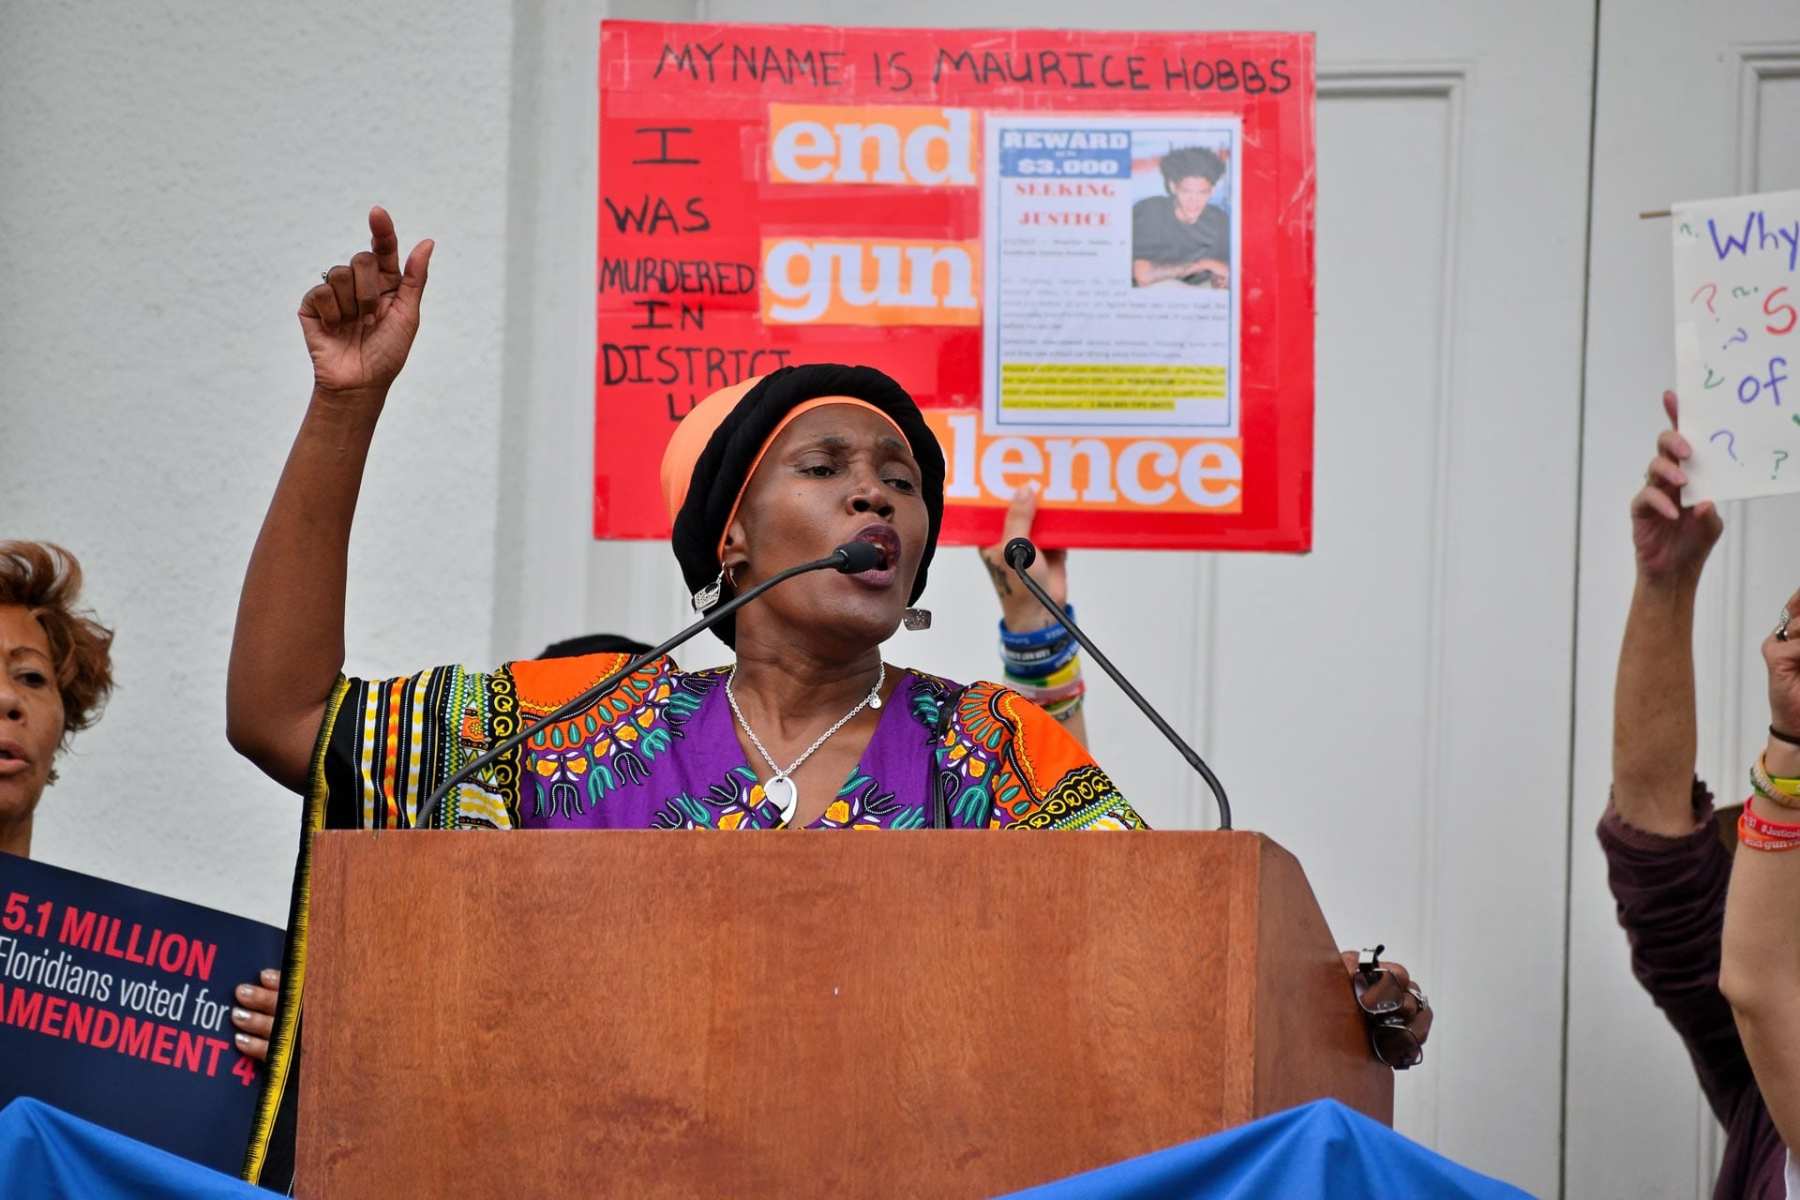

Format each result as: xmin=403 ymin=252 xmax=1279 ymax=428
xmin=765 ymin=775 xmax=798 ymax=823
xmin=869 ymin=691 xmax=883 ymax=710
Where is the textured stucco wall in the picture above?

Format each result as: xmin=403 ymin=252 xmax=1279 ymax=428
xmin=1 ymin=3 xmax=514 ymax=925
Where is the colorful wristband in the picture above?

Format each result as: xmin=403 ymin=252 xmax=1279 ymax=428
xmin=1744 ymin=797 xmax=1800 ymax=835
xmin=1001 ymin=635 xmax=1074 ymax=667
xmin=1769 ymin=767 xmax=1800 ymax=797
xmin=1738 ymin=807 xmax=1800 ymax=851
xmin=1002 ymin=637 xmax=1079 ymax=680
xmin=1007 ymin=655 xmax=1082 ymax=693
xmin=1752 ymin=755 xmax=1800 ymax=809
xmin=1010 ymin=674 xmax=1087 ymax=706
xmin=1000 ymin=606 xmax=1075 ymax=649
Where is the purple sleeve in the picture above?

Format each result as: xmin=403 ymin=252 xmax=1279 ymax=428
xmin=1596 ymin=779 xmax=1752 ymax=1127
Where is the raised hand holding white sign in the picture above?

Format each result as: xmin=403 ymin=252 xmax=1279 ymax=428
xmin=1672 ymin=189 xmax=1800 ymax=504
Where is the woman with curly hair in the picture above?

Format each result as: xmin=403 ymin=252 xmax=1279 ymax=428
xmin=0 ymin=540 xmax=114 ymax=859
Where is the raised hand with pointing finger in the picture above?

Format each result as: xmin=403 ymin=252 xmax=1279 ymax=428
xmin=228 ymin=208 xmax=436 ymax=793
xmin=298 ymin=206 xmax=433 ymax=404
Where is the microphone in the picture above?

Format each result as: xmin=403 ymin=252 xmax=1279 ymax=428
xmin=833 ymin=539 xmax=885 ymax=574
xmin=414 ymin=541 xmax=886 ymax=828
xmin=1002 ymin=537 xmax=1233 ymax=831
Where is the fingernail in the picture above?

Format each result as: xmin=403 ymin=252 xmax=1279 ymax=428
xmin=1012 ymin=486 xmax=1030 ymax=500
xmin=235 ymin=1032 xmax=250 ymax=1047
xmin=233 ymin=1007 xmax=251 ymax=1023
xmin=236 ymin=984 xmax=252 ymax=1000
xmin=261 ymin=969 xmax=280 ymax=986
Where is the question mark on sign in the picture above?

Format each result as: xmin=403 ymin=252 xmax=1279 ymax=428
xmin=1712 ymin=429 xmax=1739 ymax=461
xmin=1726 ymin=327 xmax=1750 ymax=349
xmin=1775 ymin=449 xmax=1790 ymax=479
xmin=1693 ymin=283 xmax=1719 ymax=316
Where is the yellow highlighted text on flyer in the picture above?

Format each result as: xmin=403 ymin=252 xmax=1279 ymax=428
xmin=1000 ymin=363 xmax=1226 ymax=406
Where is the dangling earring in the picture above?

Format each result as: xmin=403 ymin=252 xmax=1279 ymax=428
xmin=691 ymin=570 xmax=724 ymax=612
xmin=902 ymin=608 xmax=932 ymax=631
xmin=694 ymin=563 xmax=744 ymax=612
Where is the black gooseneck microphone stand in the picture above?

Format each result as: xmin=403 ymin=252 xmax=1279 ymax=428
xmin=1003 ymin=538 xmax=1232 ymax=830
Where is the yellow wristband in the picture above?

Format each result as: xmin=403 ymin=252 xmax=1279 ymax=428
xmin=1754 ymin=754 xmax=1800 ymax=806
xmin=1007 ymin=655 xmax=1082 ymax=691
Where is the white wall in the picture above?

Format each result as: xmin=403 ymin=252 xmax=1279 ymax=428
xmin=1 ymin=1 xmax=515 ymax=926
xmin=492 ymin=0 xmax=692 ymax=666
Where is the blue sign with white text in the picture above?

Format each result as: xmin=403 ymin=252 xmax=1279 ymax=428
xmin=997 ymin=127 xmax=1132 ymax=179
xmin=0 ymin=853 xmax=285 ymax=1175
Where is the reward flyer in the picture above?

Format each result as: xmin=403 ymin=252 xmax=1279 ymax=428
xmin=598 ymin=22 xmax=1314 ymax=551
xmin=984 ymin=114 xmax=1241 ymax=444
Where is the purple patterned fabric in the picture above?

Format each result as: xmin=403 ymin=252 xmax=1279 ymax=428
xmin=520 ymin=667 xmax=947 ymax=830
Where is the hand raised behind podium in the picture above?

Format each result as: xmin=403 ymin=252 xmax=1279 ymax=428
xmin=979 ymin=486 xmax=1089 ymax=749
xmin=978 ymin=485 xmax=1067 ymax=634
xmin=297 ymin=206 xmax=433 ymax=404
xmin=1342 ymin=950 xmax=1433 ymax=1070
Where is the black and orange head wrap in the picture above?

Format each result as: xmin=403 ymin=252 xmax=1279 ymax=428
xmin=660 ymin=364 xmax=946 ymax=648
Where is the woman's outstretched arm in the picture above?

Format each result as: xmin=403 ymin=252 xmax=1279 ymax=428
xmin=226 ymin=207 xmax=432 ymax=792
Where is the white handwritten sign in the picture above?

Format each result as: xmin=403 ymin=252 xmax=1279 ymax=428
xmin=1674 ymin=189 xmax=1800 ymax=504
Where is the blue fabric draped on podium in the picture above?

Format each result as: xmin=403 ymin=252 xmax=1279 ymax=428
xmin=0 ymin=1098 xmax=272 ymax=1199
xmin=1002 ymin=1100 xmax=1530 ymax=1198
xmin=0 ymin=1096 xmax=1524 ymax=1197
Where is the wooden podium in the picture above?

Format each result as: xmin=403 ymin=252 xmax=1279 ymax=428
xmin=297 ymin=830 xmax=1389 ymax=1197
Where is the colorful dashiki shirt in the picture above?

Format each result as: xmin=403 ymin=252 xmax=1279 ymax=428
xmin=311 ymin=651 xmax=1146 ymax=833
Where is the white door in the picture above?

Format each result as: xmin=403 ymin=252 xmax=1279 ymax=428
xmin=1569 ymin=5 xmax=1800 ymax=1197
xmin=504 ymin=2 xmax=1596 ymax=1193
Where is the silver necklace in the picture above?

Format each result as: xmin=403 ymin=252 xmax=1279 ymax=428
xmin=725 ymin=661 xmax=886 ymax=825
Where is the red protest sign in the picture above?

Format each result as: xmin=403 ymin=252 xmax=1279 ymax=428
xmin=598 ymin=21 xmax=1314 ymax=551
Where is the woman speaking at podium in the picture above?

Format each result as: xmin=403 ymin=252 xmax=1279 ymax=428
xmin=228 ymin=211 xmax=1430 ymax=1187
xmin=226 ymin=207 xmax=1143 ymax=835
